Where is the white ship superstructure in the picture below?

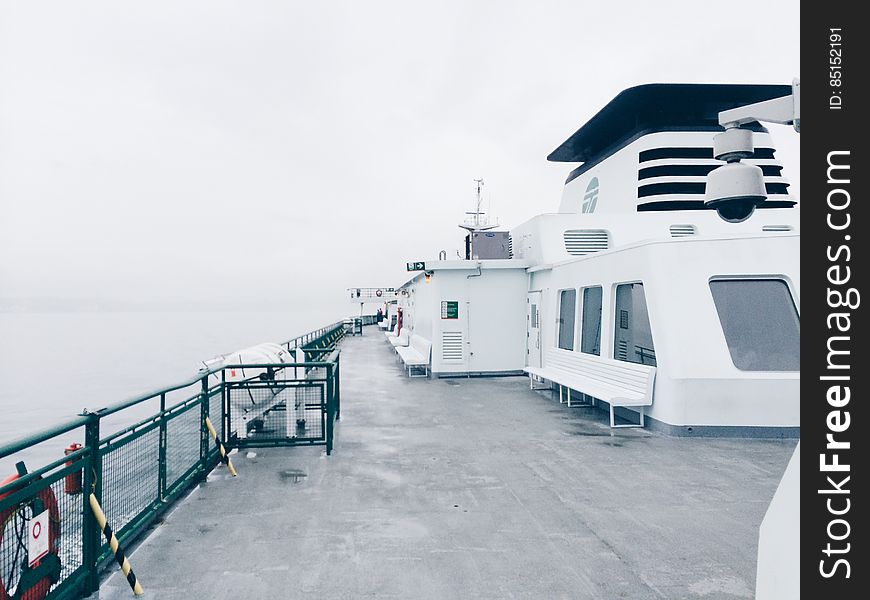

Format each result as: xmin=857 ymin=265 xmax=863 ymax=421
xmin=393 ymin=83 xmax=800 ymax=435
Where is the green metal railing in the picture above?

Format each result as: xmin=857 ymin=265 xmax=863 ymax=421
xmin=0 ymin=321 xmax=346 ymax=599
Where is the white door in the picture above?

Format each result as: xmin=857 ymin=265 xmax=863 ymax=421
xmin=527 ymin=292 xmax=542 ymax=368
xmin=437 ymin=299 xmax=468 ymax=373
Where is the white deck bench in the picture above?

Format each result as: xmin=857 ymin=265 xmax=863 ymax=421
xmin=396 ymin=334 xmax=432 ymax=377
xmin=387 ymin=329 xmax=410 ymax=349
xmin=525 ymin=348 xmax=655 ymax=428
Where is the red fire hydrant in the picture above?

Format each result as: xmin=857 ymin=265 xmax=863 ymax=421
xmin=64 ymin=442 xmax=83 ymax=495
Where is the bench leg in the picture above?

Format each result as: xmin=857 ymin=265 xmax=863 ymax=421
xmin=406 ymin=364 xmax=429 ymax=378
xmin=610 ymin=405 xmax=645 ymax=428
xmin=529 ymin=373 xmax=553 ymax=390
xmin=567 ymin=391 xmax=592 ymax=408
xmin=528 ymin=374 xmax=551 ymax=391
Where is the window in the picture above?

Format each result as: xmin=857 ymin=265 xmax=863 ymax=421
xmin=580 ymin=287 xmax=602 ymax=355
xmin=709 ymin=279 xmax=800 ymax=371
xmin=613 ymin=283 xmax=656 ymax=366
xmin=557 ymin=289 xmax=576 ymax=350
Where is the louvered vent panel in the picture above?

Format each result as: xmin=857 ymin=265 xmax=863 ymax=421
xmin=563 ymin=230 xmax=609 ymax=256
xmin=669 ymin=224 xmax=697 ymax=237
xmin=441 ymin=332 xmax=464 ymax=361
xmin=635 ymin=146 xmax=793 ymax=209
xmin=507 ymin=235 xmax=514 ymax=258
xmin=762 ymin=225 xmax=793 ymax=232
xmin=616 ymin=340 xmax=629 ymax=361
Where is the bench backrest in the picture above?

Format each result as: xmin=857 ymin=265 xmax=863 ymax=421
xmin=410 ymin=334 xmax=432 ymax=359
xmin=544 ymin=347 xmax=655 ymax=399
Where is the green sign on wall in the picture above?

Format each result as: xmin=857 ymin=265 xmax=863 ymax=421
xmin=441 ymin=301 xmax=459 ymax=319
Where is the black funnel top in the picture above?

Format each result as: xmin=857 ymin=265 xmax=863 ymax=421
xmin=547 ymin=83 xmax=792 ymax=164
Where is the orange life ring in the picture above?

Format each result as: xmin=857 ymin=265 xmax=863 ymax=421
xmin=376 ymin=289 xmax=383 ymax=297
xmin=0 ymin=474 xmax=62 ymax=600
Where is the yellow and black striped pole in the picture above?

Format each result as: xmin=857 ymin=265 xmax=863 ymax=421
xmin=88 ymin=493 xmax=144 ymax=596
xmin=205 ymin=416 xmax=237 ymax=476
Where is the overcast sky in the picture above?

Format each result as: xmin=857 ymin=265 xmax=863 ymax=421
xmin=0 ymin=1 xmax=800 ymax=317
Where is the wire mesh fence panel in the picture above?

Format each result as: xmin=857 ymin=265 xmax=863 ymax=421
xmin=227 ymin=382 xmax=325 ymax=447
xmin=54 ymin=470 xmax=84 ymax=589
xmin=294 ymin=384 xmax=326 ymax=441
xmin=100 ymin=427 xmax=160 ymax=536
xmin=165 ymin=405 xmax=201 ymax=490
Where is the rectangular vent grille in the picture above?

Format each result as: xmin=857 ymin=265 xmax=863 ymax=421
xmin=563 ymin=230 xmax=609 ymax=256
xmin=635 ymin=146 xmax=790 ymax=207
xmin=638 ymin=164 xmax=783 ymax=180
xmin=638 ymin=147 xmax=777 ymax=162
xmin=507 ymin=235 xmax=513 ymax=258
xmin=441 ymin=332 xmax=464 ymax=361
xmin=616 ymin=340 xmax=629 ymax=361
xmin=762 ymin=225 xmax=793 ymax=232
xmin=669 ymin=224 xmax=697 ymax=237
xmin=638 ymin=182 xmax=789 ymax=198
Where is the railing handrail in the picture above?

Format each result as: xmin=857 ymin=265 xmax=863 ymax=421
xmin=0 ymin=414 xmax=92 ymax=460
xmin=219 ymin=360 xmax=335 ymax=369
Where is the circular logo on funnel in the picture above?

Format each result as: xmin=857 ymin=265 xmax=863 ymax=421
xmin=582 ymin=177 xmax=599 ymax=213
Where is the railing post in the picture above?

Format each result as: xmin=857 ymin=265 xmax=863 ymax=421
xmin=335 ymin=354 xmax=341 ymax=421
xmin=221 ymin=369 xmax=227 ymax=445
xmin=81 ymin=411 xmax=102 ymax=594
xmin=325 ymin=363 xmax=334 ymax=456
xmin=158 ymin=392 xmax=167 ymax=501
xmin=199 ymin=375 xmax=209 ymax=473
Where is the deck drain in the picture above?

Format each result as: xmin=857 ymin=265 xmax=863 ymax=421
xmin=279 ymin=469 xmax=308 ymax=483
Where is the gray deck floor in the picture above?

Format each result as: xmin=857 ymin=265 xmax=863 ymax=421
xmin=94 ymin=330 xmax=797 ymax=599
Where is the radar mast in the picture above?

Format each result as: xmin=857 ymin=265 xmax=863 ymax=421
xmin=459 ymin=178 xmax=498 ymax=233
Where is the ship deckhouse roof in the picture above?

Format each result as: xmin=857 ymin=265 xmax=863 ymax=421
xmin=547 ymin=83 xmax=792 ymax=166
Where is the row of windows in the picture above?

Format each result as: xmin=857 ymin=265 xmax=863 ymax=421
xmin=555 ymin=279 xmax=800 ymax=372
xmin=558 ymin=283 xmax=655 ymax=366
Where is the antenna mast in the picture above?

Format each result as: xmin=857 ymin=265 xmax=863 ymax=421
xmin=460 ymin=178 xmax=498 ymax=232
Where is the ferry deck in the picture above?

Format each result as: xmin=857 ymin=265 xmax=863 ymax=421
xmin=92 ymin=329 xmax=796 ymax=600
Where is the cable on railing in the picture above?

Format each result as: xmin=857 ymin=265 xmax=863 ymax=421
xmin=88 ymin=493 xmax=144 ymax=596
xmin=204 ymin=417 xmax=237 ymax=477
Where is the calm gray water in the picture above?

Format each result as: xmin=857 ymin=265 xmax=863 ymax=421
xmin=0 ymin=310 xmax=340 ymax=471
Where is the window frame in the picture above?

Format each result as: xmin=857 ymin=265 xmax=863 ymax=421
xmin=708 ymin=275 xmax=800 ymax=372
xmin=578 ymin=285 xmax=603 ymax=356
xmin=556 ymin=287 xmax=578 ymax=351
xmin=611 ymin=280 xmax=656 ymax=366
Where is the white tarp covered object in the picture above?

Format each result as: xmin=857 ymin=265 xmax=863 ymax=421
xmin=212 ymin=343 xmax=304 ymax=439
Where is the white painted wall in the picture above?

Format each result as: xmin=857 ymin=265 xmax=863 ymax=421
xmin=527 ymin=233 xmax=800 ymax=428
xmin=510 ymin=208 xmax=799 ymax=268
xmin=398 ymin=264 xmax=528 ymax=375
